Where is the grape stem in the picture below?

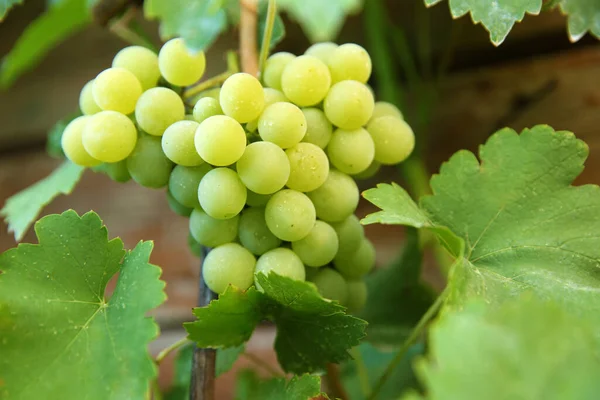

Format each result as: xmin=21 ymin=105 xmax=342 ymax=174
xmin=155 ymin=337 xmax=191 ymax=365
xmin=350 ymin=347 xmax=371 ymax=397
xmin=151 ymin=379 xmax=163 ymax=400
xmin=240 ymin=0 xmax=259 ymax=76
xmin=108 ymin=7 xmax=157 ymax=51
xmin=325 ymin=363 xmax=349 ymax=400
xmin=183 ymin=51 xmax=240 ymax=101
xmin=257 ymin=0 xmax=277 ymax=80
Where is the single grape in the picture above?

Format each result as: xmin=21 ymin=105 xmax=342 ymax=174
xmin=370 ymin=101 xmax=403 ymax=121
xmin=333 ymin=238 xmax=376 ymax=279
xmin=188 ymin=233 xmax=202 ymax=257
xmin=158 ymin=38 xmax=206 ymax=87
xmin=304 ymin=265 xmax=320 ymax=281
xmin=281 ymin=55 xmax=331 ymax=106
xmin=263 ymin=52 xmax=296 ymax=90
xmin=202 ymin=243 xmax=256 ymax=294
xmin=307 ymin=170 xmax=359 ymax=222
xmin=324 ymin=80 xmax=374 ymax=130
xmin=189 ymin=208 xmax=239 ymax=247
xmin=169 ymin=164 xmax=212 ymax=208
xmin=112 ymin=45 xmax=160 ymax=90
xmin=103 ymin=160 xmax=131 ymax=183
xmin=236 ymin=141 xmax=290 ymax=194
xmin=61 ymin=116 xmax=101 ymax=167
xmin=330 ymin=214 xmax=365 ymax=257
xmin=195 ymin=115 xmax=246 ymax=166
xmin=352 ymin=160 xmax=381 ymax=180
xmin=238 ymin=207 xmax=282 ymax=255
xmin=220 ymin=73 xmax=265 ymax=123
xmin=93 ymin=67 xmax=142 ymax=114
xmin=136 ymin=87 xmax=185 ymax=136
xmin=187 ymin=87 xmax=221 ymax=105
xmin=285 ymin=142 xmax=329 ymax=192
xmin=346 ymin=280 xmax=368 ymax=313
xmin=254 ymin=247 xmax=305 ymax=290
xmin=79 ymin=80 xmax=102 ymax=115
xmin=161 ymin=120 xmax=204 ymax=166
xmin=82 ymin=111 xmax=137 ymax=162
xmin=246 ymin=190 xmax=272 ymax=207
xmin=265 ymin=189 xmax=316 ymax=241
xmin=292 ymin=220 xmax=339 ymax=267
xmin=245 ymin=88 xmax=289 ymax=132
xmin=167 ymin=190 xmax=193 ymax=217
xmin=304 ymin=42 xmax=338 ymax=64
xmin=192 ymin=97 xmax=223 ymax=123
xmin=258 ymin=102 xmax=307 ymax=148
xmin=327 ymin=43 xmax=372 ymax=84
xmin=198 ymin=167 xmax=247 ymax=219
xmin=366 ymin=116 xmax=415 ymax=165
xmin=126 ymin=134 xmax=174 ymax=188
xmin=327 ymin=127 xmax=375 ymax=174
xmin=310 ymin=268 xmax=348 ymax=304
xmin=301 ymin=108 xmax=332 ymax=149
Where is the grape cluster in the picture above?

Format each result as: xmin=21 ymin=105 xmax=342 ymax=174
xmin=61 ymin=39 xmax=415 ymax=313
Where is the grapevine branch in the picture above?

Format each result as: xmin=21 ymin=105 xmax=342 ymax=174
xmin=325 ymin=363 xmax=349 ymax=400
xmin=258 ymin=0 xmax=277 ymax=79
xmin=240 ymin=0 xmax=259 ymax=76
xmin=183 ymin=51 xmax=241 ymax=101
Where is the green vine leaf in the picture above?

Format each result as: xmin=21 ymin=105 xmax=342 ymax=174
xmin=0 ymin=0 xmax=91 ymax=88
xmin=185 ymin=273 xmax=367 ymax=374
xmin=363 ymin=125 xmax=600 ymax=343
xmin=559 ymin=0 xmax=600 ymax=41
xmin=415 ymin=296 xmax=600 ymax=399
xmin=0 ymin=0 xmax=23 ymax=21
xmin=1 ymin=161 xmax=85 ymax=241
xmin=236 ymin=370 xmax=323 ymax=400
xmin=424 ymin=0 xmax=542 ymax=46
xmin=0 ymin=211 xmax=166 ymax=400
xmin=144 ymin=0 xmax=228 ymax=53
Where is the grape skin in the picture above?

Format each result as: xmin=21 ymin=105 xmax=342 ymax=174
xmin=79 ymin=80 xmax=102 ymax=115
xmin=263 ymin=52 xmax=296 ymax=91
xmin=92 ymin=67 xmax=142 ymax=114
xmin=161 ymin=120 xmax=204 ymax=166
xmin=327 ymin=43 xmax=372 ymax=84
xmin=112 ymin=45 xmax=160 ymax=91
xmin=189 ymin=208 xmax=239 ymax=247
xmin=307 ymin=170 xmax=359 ymax=223
xmin=169 ymin=164 xmax=212 ymax=208
xmin=366 ymin=116 xmax=415 ymax=165
xmin=281 ymin=55 xmax=331 ymax=107
xmin=292 ymin=220 xmax=339 ymax=267
xmin=198 ymin=167 xmax=247 ymax=219
xmin=254 ymin=247 xmax=306 ymax=290
xmin=82 ymin=110 xmax=137 ymax=163
xmin=195 ymin=115 xmax=247 ymax=166
xmin=310 ymin=268 xmax=348 ymax=305
xmin=126 ymin=134 xmax=174 ymax=188
xmin=330 ymin=214 xmax=365 ymax=257
xmin=346 ymin=280 xmax=368 ymax=313
xmin=285 ymin=142 xmax=329 ymax=192
xmin=265 ymin=189 xmax=316 ymax=241
xmin=258 ymin=102 xmax=307 ymax=149
xmin=135 ymin=87 xmax=185 ymax=136
xmin=301 ymin=108 xmax=332 ymax=149
xmin=158 ymin=38 xmax=206 ymax=87
xmin=61 ymin=116 xmax=101 ymax=167
xmin=193 ymin=97 xmax=223 ymax=124
xmin=324 ymin=80 xmax=374 ymax=130
xmin=327 ymin=127 xmax=375 ymax=175
xmin=236 ymin=141 xmax=291 ymax=194
xmin=167 ymin=190 xmax=193 ymax=217
xmin=203 ymin=243 xmax=256 ymax=294
xmin=370 ymin=101 xmax=403 ymax=122
xmin=334 ymin=238 xmax=376 ymax=279
xmin=220 ymin=73 xmax=265 ymax=123
xmin=304 ymin=42 xmax=338 ymax=64
xmin=238 ymin=207 xmax=282 ymax=255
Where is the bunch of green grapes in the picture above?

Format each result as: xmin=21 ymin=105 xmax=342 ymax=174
xmin=61 ymin=39 xmax=415 ymax=315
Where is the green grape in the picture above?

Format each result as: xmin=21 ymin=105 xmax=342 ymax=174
xmin=324 ymin=80 xmax=374 ymax=130
xmin=161 ymin=120 xmax=204 ymax=166
xmin=198 ymin=167 xmax=247 ymax=219
xmin=82 ymin=111 xmax=137 ymax=162
xmin=370 ymin=101 xmax=403 ymax=122
xmin=187 ymin=87 xmax=221 ymax=105
xmin=203 ymin=243 xmax=256 ymax=294
xmin=167 ymin=190 xmax=193 ymax=217
xmin=307 ymin=170 xmax=359 ymax=222
xmin=238 ymin=207 xmax=282 ymax=255
xmin=103 ymin=160 xmax=131 ymax=182
xmin=310 ymin=268 xmax=348 ymax=304
xmin=366 ymin=116 xmax=415 ymax=165
xmin=263 ymin=52 xmax=295 ymax=90
xmin=304 ymin=42 xmax=338 ymax=64
xmin=304 ymin=265 xmax=320 ymax=281
xmin=135 ymin=87 xmax=185 ymax=136
xmin=301 ymin=108 xmax=332 ymax=149
xmin=236 ymin=141 xmax=290 ymax=194
xmin=246 ymin=190 xmax=272 ymax=207
xmin=189 ymin=208 xmax=239 ymax=247
xmin=258 ymin=102 xmax=307 ymax=148
xmin=220 ymin=72 xmax=265 ymax=123
xmin=158 ymin=37 xmax=206 ymax=87
xmin=346 ymin=280 xmax=368 ymax=313
xmin=79 ymin=80 xmax=102 ymax=115
xmin=254 ymin=247 xmax=305 ymax=290
xmin=265 ymin=189 xmax=316 ymax=241
xmin=292 ymin=220 xmax=339 ymax=267
xmin=92 ymin=67 xmax=142 ymax=114
xmin=195 ymin=115 xmax=247 ymax=166
xmin=327 ymin=127 xmax=375 ymax=174
xmin=281 ymin=55 xmax=331 ymax=107
xmin=333 ymin=238 xmax=376 ymax=279
xmin=330 ymin=214 xmax=365 ymax=257
xmin=192 ymin=97 xmax=223 ymax=123
xmin=184 ymin=114 xmax=196 ymax=121
xmin=126 ymin=134 xmax=174 ymax=188
xmin=327 ymin=43 xmax=372 ymax=84
xmin=112 ymin=45 xmax=160 ymax=90
xmin=188 ymin=233 xmax=202 ymax=257
xmin=169 ymin=164 xmax=212 ymax=208
xmin=352 ymin=160 xmax=381 ymax=180
xmin=61 ymin=116 xmax=101 ymax=167
xmin=246 ymin=88 xmax=288 ymax=132
xmin=285 ymin=142 xmax=329 ymax=192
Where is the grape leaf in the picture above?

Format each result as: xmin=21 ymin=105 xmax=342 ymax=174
xmin=144 ymin=0 xmax=227 ymax=53
xmin=164 ymin=342 xmax=195 ymax=400
xmin=1 ymin=161 xmax=85 ymax=241
xmin=0 ymin=0 xmax=91 ymax=88
xmin=363 ymin=125 xmax=600 ymax=343
xmin=415 ymin=296 xmax=600 ymax=399
xmin=0 ymin=0 xmax=22 ymax=21
xmin=559 ymin=0 xmax=600 ymax=41
xmin=235 ymin=370 xmax=323 ymax=400
xmin=217 ymin=344 xmax=245 ymax=376
xmin=185 ymin=273 xmax=367 ymax=374
xmin=424 ymin=0 xmax=542 ymax=46
xmin=0 ymin=210 xmax=166 ymax=400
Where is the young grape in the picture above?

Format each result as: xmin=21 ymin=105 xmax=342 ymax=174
xmin=220 ymin=73 xmax=265 ymax=123
xmin=258 ymin=102 xmax=307 ymax=148
xmin=292 ymin=220 xmax=339 ymax=267
xmin=304 ymin=42 xmax=338 ymax=64
xmin=238 ymin=207 xmax=282 ymax=255
xmin=189 ymin=209 xmax=239 ymax=247
xmin=166 ymin=190 xmax=193 ymax=217
xmin=112 ymin=45 xmax=160 ymax=90
xmin=285 ymin=142 xmax=329 ymax=192
xmin=192 ymin=97 xmax=223 ymax=124
xmin=202 ymin=243 xmax=256 ymax=294
xmin=126 ymin=134 xmax=174 ymax=188
xmin=198 ymin=167 xmax=247 ymax=219
xmin=324 ymin=80 xmax=374 ymax=130
xmin=346 ymin=280 xmax=368 ymax=313
xmin=352 ymin=161 xmax=381 ymax=180
xmin=246 ymin=190 xmax=272 ymax=207
xmin=334 ymin=238 xmax=376 ymax=279
xmin=263 ymin=52 xmax=296 ymax=90
xmin=281 ymin=55 xmax=331 ymax=106
xmin=236 ymin=141 xmax=290 ymax=194
xmin=61 ymin=116 xmax=101 ymax=167
xmin=330 ymin=214 xmax=365 ymax=257
xmin=265 ymin=189 xmax=316 ymax=241
xmin=307 ymin=170 xmax=359 ymax=223
xmin=195 ymin=115 xmax=247 ymax=166
xmin=79 ymin=80 xmax=102 ymax=115
xmin=310 ymin=268 xmax=349 ymax=305
xmin=161 ymin=120 xmax=204 ymax=166
xmin=327 ymin=43 xmax=372 ymax=84
xmin=301 ymin=108 xmax=332 ymax=149
xmin=254 ymin=247 xmax=305 ymax=290
xmin=102 ymin=160 xmax=131 ymax=183
xmin=135 ymin=87 xmax=185 ymax=136
xmin=158 ymin=38 xmax=206 ymax=87
xmin=327 ymin=127 xmax=375 ymax=175
xmin=169 ymin=164 xmax=212 ymax=208
xmin=370 ymin=101 xmax=403 ymax=122
xmin=82 ymin=110 xmax=137 ymax=162
xmin=92 ymin=67 xmax=142 ymax=114
xmin=367 ymin=116 xmax=415 ymax=164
